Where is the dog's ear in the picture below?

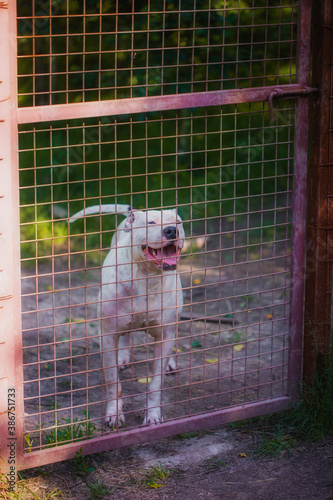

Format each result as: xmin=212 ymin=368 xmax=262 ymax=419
xmin=124 ymin=211 xmax=135 ymax=232
xmin=172 ymin=208 xmax=182 ymax=223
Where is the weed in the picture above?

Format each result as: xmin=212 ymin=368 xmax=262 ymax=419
xmin=283 ymin=359 xmax=333 ymax=441
xmin=252 ymin=426 xmax=297 ymax=458
xmin=148 ymin=465 xmax=172 ymax=481
xmin=87 ymin=479 xmax=112 ymax=499
xmin=42 ymin=411 xmax=97 ymax=447
xmin=24 ymin=433 xmax=34 ymax=452
xmin=204 ymin=457 xmax=227 ymax=469
xmin=71 ymin=448 xmax=96 ymax=476
xmin=175 ymin=431 xmax=201 ymax=440
xmin=0 ymin=470 xmax=62 ymax=499
xmin=233 ymin=329 xmax=245 ymax=343
xmin=131 ymin=464 xmax=173 ymax=489
xmin=231 ymin=355 xmax=333 ymax=457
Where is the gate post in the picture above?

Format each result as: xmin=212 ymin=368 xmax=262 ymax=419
xmin=288 ymin=0 xmax=312 ymax=400
xmin=304 ymin=0 xmax=333 ymax=384
xmin=0 ymin=0 xmax=23 ymax=478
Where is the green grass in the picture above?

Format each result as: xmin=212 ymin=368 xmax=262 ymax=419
xmin=232 ymin=356 xmax=333 ymax=457
xmin=0 ymin=471 xmax=62 ymax=500
xmin=251 ymin=425 xmax=297 ymax=458
xmin=282 ymin=357 xmax=333 ymax=442
xmin=87 ymin=479 xmax=112 ymax=499
xmin=40 ymin=411 xmax=97 ymax=448
xmin=71 ymin=448 xmax=96 ymax=476
xmin=204 ymin=457 xmax=227 ymax=469
xmin=131 ymin=465 xmax=173 ymax=489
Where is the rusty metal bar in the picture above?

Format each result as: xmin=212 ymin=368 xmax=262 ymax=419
xmin=287 ymin=0 xmax=313 ymax=399
xmin=16 ymin=84 xmax=316 ymax=125
xmin=304 ymin=0 xmax=333 ymax=384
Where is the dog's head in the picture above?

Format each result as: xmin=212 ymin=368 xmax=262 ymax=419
xmin=124 ymin=209 xmax=185 ymax=271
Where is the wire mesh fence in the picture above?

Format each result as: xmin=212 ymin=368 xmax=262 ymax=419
xmin=19 ymin=99 xmax=295 ymax=452
xmin=0 ymin=0 xmax=313 ymax=469
xmin=16 ymin=0 xmax=297 ymax=106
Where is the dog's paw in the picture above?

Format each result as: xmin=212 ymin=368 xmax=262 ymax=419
xmin=104 ymin=413 xmax=126 ymax=428
xmin=105 ymin=404 xmax=125 ymax=428
xmin=167 ymin=356 xmax=176 ymax=373
xmin=118 ymin=350 xmax=131 ymax=371
xmin=143 ymin=409 xmax=163 ymax=425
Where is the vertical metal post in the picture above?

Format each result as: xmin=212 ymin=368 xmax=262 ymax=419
xmin=288 ymin=0 xmax=312 ymax=399
xmin=0 ymin=0 xmax=23 ymax=476
xmin=304 ymin=0 xmax=333 ymax=384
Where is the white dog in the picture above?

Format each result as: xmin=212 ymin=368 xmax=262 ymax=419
xmin=70 ymin=204 xmax=185 ymax=426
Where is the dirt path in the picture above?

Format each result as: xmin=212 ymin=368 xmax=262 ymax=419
xmin=18 ymin=425 xmax=333 ymax=500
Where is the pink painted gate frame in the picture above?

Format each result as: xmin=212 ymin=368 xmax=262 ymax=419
xmin=0 ymin=0 xmax=313 ymax=471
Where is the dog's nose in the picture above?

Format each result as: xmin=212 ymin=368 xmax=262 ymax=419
xmin=163 ymin=226 xmax=178 ymax=240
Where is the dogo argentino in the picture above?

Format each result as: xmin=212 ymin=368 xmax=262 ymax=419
xmin=70 ymin=204 xmax=185 ymax=426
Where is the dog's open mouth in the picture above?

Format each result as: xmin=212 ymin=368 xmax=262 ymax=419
xmin=142 ymin=243 xmax=180 ymax=270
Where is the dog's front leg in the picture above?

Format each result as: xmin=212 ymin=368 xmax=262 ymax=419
xmin=101 ymin=318 xmax=125 ymax=427
xmin=118 ymin=332 xmax=131 ymax=370
xmin=143 ymin=327 xmax=175 ymax=425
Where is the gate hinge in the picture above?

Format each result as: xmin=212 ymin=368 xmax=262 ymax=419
xmin=268 ymin=86 xmax=318 ymax=122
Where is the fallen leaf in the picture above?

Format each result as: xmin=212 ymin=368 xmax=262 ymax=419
xmin=239 ymin=452 xmax=247 ymax=458
xmin=73 ymin=317 xmax=85 ymax=323
xmin=206 ymin=357 xmax=219 ymax=364
xmin=192 ymin=341 xmax=202 ymax=348
xmin=266 ymin=314 xmax=273 ymax=319
xmin=65 ymin=317 xmax=85 ymax=324
xmin=193 ymin=278 xmax=201 ymax=285
xmin=173 ymin=347 xmax=181 ymax=353
xmin=147 ymin=481 xmax=164 ymax=489
xmin=234 ymin=344 xmax=245 ymax=352
xmin=250 ymin=253 xmax=259 ymax=260
xmin=138 ymin=377 xmax=152 ymax=384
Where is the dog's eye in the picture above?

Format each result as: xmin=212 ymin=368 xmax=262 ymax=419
xmin=148 ymin=221 xmax=156 ymax=225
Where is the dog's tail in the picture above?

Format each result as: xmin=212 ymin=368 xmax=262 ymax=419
xmin=69 ymin=204 xmax=131 ymax=224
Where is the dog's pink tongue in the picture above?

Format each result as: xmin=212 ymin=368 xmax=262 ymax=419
xmin=157 ymin=246 xmax=180 ymax=266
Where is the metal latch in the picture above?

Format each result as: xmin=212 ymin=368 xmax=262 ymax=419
xmin=268 ymin=86 xmax=318 ymax=122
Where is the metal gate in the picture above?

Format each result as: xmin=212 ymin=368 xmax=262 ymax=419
xmin=0 ymin=0 xmax=313 ymax=472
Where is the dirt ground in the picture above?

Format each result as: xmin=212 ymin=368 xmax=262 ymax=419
xmin=18 ymin=425 xmax=333 ymax=500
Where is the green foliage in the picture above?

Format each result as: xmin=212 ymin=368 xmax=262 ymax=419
xmin=19 ymin=103 xmax=294 ymax=264
xmin=71 ymin=448 xmax=96 ymax=476
xmin=283 ymin=356 xmax=333 ymax=442
xmin=252 ymin=425 xmax=297 ymax=458
xmin=17 ymin=0 xmax=296 ymax=104
xmin=17 ymin=2 xmax=296 ymax=262
xmin=0 ymin=469 xmax=62 ymax=500
xmin=87 ymin=479 xmax=112 ymax=499
xmin=131 ymin=465 xmax=173 ymax=489
xmin=42 ymin=411 xmax=97 ymax=448
xmin=175 ymin=430 xmax=202 ymax=440
xmin=230 ymin=355 xmax=333 ymax=457
xmin=24 ymin=433 xmax=34 ymax=452
xmin=204 ymin=457 xmax=227 ymax=469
